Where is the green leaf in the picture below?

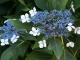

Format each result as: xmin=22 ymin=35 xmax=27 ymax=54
xmin=66 ymin=0 xmax=72 ymax=9
xmin=35 ymin=47 xmax=53 ymax=55
xmin=0 ymin=30 xmax=4 ymax=34
xmin=74 ymin=19 xmax=80 ymax=27
xmin=0 ymin=5 xmax=9 ymax=14
xmin=16 ymin=3 xmax=29 ymax=13
xmin=18 ymin=0 xmax=26 ymax=6
xmin=52 ymin=55 xmax=58 ymax=60
xmin=25 ymin=51 xmax=53 ymax=60
xmin=9 ymin=19 xmax=32 ymax=31
xmin=73 ymin=35 xmax=80 ymax=57
xmin=74 ymin=0 xmax=80 ymax=9
xmin=4 ymin=14 xmax=20 ymax=19
xmin=21 ymin=34 xmax=36 ymax=41
xmin=1 ymin=41 xmax=29 ymax=60
xmin=48 ymin=39 xmax=63 ymax=59
xmin=34 ymin=0 xmax=48 ymax=10
xmin=60 ymin=50 xmax=77 ymax=60
xmin=0 ymin=0 xmax=10 ymax=4
xmin=47 ymin=0 xmax=68 ymax=11
xmin=21 ymin=7 xmax=30 ymax=11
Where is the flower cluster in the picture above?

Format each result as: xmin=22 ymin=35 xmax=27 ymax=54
xmin=0 ymin=20 xmax=23 ymax=46
xmin=20 ymin=8 xmax=74 ymax=38
xmin=20 ymin=7 xmax=77 ymax=48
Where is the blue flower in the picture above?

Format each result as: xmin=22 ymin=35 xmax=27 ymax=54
xmin=0 ymin=20 xmax=23 ymax=45
xmin=29 ymin=9 xmax=74 ymax=37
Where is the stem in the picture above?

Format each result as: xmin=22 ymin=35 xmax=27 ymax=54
xmin=69 ymin=47 xmax=74 ymax=55
xmin=74 ymin=47 xmax=80 ymax=57
xmin=13 ymin=41 xmax=24 ymax=50
xmin=54 ymin=35 xmax=56 ymax=40
xmin=65 ymin=36 xmax=70 ymax=42
xmin=20 ymin=35 xmax=33 ymax=46
xmin=47 ymin=0 xmax=50 ymax=11
xmin=7 ymin=4 xmax=16 ymax=15
xmin=61 ymin=36 xmax=64 ymax=45
xmin=65 ymin=37 xmax=74 ymax=55
xmin=61 ymin=36 xmax=65 ymax=50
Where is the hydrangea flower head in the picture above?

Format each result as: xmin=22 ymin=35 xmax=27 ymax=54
xmin=30 ymin=10 xmax=74 ymax=37
xmin=0 ymin=20 xmax=23 ymax=45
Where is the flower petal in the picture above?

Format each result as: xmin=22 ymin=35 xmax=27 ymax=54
xmin=1 ymin=39 xmax=4 ymax=42
xmin=29 ymin=10 xmax=33 ymax=15
xmin=66 ymin=43 xmax=70 ymax=47
xmin=43 ymin=40 xmax=46 ymax=47
xmin=66 ymin=26 xmax=72 ymax=31
xmin=25 ymin=13 xmax=29 ymax=18
xmin=39 ymin=44 xmax=43 ymax=48
xmin=29 ymin=31 xmax=33 ymax=34
xmin=32 ymin=27 xmax=36 ymax=31
xmin=1 ymin=43 xmax=5 ymax=46
xmin=74 ymin=27 xmax=80 ymax=34
xmin=33 ymin=7 xmax=36 ymax=12
xmin=21 ymin=15 xmax=25 ymax=19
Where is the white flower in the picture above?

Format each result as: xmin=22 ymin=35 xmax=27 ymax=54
xmin=1 ymin=39 xmax=9 ymax=46
xmin=29 ymin=7 xmax=37 ymax=17
xmin=66 ymin=23 xmax=75 ymax=31
xmin=74 ymin=27 xmax=80 ymax=34
xmin=38 ymin=40 xmax=46 ymax=48
xmin=66 ymin=41 xmax=74 ymax=48
xmin=70 ymin=1 xmax=75 ymax=13
xmin=29 ymin=27 xmax=40 ymax=36
xmin=11 ymin=35 xmax=19 ymax=43
xmin=21 ymin=13 xmax=31 ymax=23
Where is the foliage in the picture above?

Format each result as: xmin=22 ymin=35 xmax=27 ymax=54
xmin=0 ymin=0 xmax=80 ymax=60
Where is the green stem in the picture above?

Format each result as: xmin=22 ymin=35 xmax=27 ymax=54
xmin=13 ymin=41 xmax=24 ymax=50
xmin=69 ymin=47 xmax=74 ymax=55
xmin=47 ymin=0 xmax=50 ymax=11
xmin=7 ymin=4 xmax=16 ymax=15
xmin=74 ymin=47 xmax=80 ymax=57
xmin=61 ymin=36 xmax=65 ymax=50
xmin=54 ymin=36 xmax=56 ymax=40
xmin=61 ymin=36 xmax=64 ymax=45
xmin=20 ymin=35 xmax=33 ymax=46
